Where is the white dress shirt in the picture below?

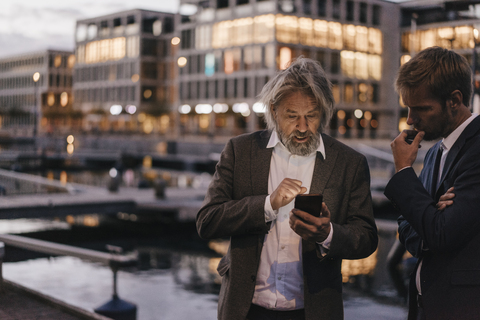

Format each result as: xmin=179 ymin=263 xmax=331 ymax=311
xmin=251 ymin=131 xmax=331 ymax=310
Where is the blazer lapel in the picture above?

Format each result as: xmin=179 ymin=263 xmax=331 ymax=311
xmin=436 ymin=116 xmax=480 ymax=197
xmin=309 ymin=134 xmax=338 ymax=194
xmin=251 ymin=130 xmax=272 ymax=196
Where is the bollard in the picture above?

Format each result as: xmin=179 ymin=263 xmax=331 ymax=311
xmin=0 ymin=242 xmax=4 ymax=293
xmin=94 ymin=245 xmax=137 ymax=320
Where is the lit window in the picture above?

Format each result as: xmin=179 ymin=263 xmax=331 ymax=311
xmin=299 ymin=18 xmax=314 ymax=46
xmin=112 ymin=37 xmax=126 ymax=60
xmin=400 ymin=55 xmax=411 ymax=65
xmin=368 ymin=54 xmax=382 ymax=80
xmin=212 ymin=20 xmax=232 ymax=48
xmin=355 ymin=26 xmax=369 ymax=52
xmin=67 ymin=55 xmax=75 ymax=68
xmin=341 ymin=50 xmax=355 ymax=78
xmin=355 ymin=52 xmax=368 ymax=79
xmin=279 ymin=47 xmax=292 ymax=70
xmin=60 ymin=92 xmax=68 ymax=107
xmin=253 ymin=15 xmax=275 ymax=43
xmin=328 ymin=22 xmax=343 ymax=50
xmin=54 ymin=55 xmax=62 ymax=68
xmin=368 ymin=28 xmax=382 ymax=54
xmin=127 ymin=36 xmax=139 ymax=58
xmin=47 ymin=93 xmax=55 ymax=106
xmin=276 ymin=15 xmax=299 ymax=44
xmin=224 ymin=49 xmax=241 ymax=73
xmin=343 ymin=25 xmax=356 ymax=50
xmin=232 ymin=18 xmax=253 ymax=46
xmin=313 ymin=20 xmax=328 ymax=47
xmin=195 ymin=25 xmax=212 ymax=50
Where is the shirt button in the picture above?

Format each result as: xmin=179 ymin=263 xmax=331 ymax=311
xmin=281 ymin=245 xmax=285 ymax=250
xmin=278 ymin=277 xmax=282 ymax=280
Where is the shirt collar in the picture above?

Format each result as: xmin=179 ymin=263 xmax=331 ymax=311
xmin=441 ymin=113 xmax=478 ymax=151
xmin=267 ymin=130 xmax=326 ymax=159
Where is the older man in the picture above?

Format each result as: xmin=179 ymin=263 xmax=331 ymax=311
xmin=196 ymin=57 xmax=378 ymax=320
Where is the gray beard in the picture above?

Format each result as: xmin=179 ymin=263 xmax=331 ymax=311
xmin=278 ymin=129 xmax=320 ymax=156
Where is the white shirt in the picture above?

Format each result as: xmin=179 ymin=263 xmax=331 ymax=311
xmin=251 ymin=131 xmax=331 ymax=310
xmin=416 ymin=113 xmax=478 ymax=295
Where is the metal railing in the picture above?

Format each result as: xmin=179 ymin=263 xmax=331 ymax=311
xmin=0 ymin=234 xmax=138 ymax=319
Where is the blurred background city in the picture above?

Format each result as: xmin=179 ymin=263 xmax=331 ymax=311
xmin=0 ymin=0 xmax=479 ymax=319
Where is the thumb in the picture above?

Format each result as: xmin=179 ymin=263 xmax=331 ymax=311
xmin=300 ymin=187 xmax=308 ymax=195
xmin=320 ymin=202 xmax=331 ymax=218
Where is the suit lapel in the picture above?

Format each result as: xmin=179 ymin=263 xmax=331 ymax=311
xmin=310 ymin=134 xmax=338 ymax=194
xmin=436 ymin=116 xmax=480 ymax=197
xmin=251 ymin=130 xmax=272 ymax=196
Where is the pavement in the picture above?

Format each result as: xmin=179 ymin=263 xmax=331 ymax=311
xmin=0 ymin=280 xmax=113 ymax=320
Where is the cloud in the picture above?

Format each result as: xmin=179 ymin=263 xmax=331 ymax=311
xmin=0 ymin=33 xmax=74 ymax=59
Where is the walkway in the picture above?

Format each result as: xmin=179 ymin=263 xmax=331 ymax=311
xmin=0 ymin=280 xmax=112 ymax=320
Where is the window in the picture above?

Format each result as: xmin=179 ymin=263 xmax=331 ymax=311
xmin=332 ymin=0 xmax=341 ymax=19
xmin=303 ymin=0 xmax=311 ymax=15
xmin=360 ymin=3 xmax=367 ymax=23
xmin=142 ymin=18 xmax=157 ymax=34
xmin=142 ymin=39 xmax=157 ymax=56
xmin=181 ymin=29 xmax=192 ymax=49
xmin=164 ymin=17 xmax=174 ymax=33
xmin=346 ymin=1 xmax=354 ymax=21
xmin=237 ymin=0 xmax=249 ymax=4
xmin=317 ymin=0 xmax=326 ymax=16
xmin=217 ymin=0 xmax=229 ymax=8
xmin=142 ymin=62 xmax=157 ymax=79
xmin=114 ymin=18 xmax=121 ymax=27
xmin=373 ymin=5 xmax=381 ymax=26
xmin=331 ymin=51 xmax=340 ymax=74
xmin=316 ymin=50 xmax=325 ymax=68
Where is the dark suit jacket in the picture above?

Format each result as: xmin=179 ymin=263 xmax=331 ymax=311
xmin=385 ymin=116 xmax=480 ymax=320
xmin=196 ymin=130 xmax=378 ymax=320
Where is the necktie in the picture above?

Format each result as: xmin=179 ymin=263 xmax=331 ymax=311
xmin=432 ymin=142 xmax=446 ymax=193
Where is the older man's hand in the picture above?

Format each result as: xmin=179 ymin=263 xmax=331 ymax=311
xmin=290 ymin=202 xmax=331 ymax=243
xmin=270 ymin=178 xmax=307 ymax=211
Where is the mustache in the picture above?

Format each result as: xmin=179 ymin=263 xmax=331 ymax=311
xmin=289 ymin=130 xmax=312 ymax=138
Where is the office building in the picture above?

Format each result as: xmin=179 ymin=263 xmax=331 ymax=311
xmin=73 ymin=9 xmax=178 ymax=135
xmin=398 ymin=0 xmax=480 ymax=120
xmin=0 ymin=50 xmax=75 ymax=137
xmin=175 ymin=0 xmax=401 ymax=139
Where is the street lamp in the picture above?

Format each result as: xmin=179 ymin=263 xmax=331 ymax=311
xmin=32 ymin=72 xmax=40 ymax=144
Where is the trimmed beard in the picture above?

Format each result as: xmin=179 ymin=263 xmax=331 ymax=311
xmin=278 ymin=129 xmax=320 ymax=156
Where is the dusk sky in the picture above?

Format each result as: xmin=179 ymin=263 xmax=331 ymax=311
xmin=0 ymin=0 xmax=180 ymax=58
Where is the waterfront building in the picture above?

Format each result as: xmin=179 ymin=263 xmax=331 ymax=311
xmin=0 ymin=50 xmax=76 ymax=137
xmin=73 ymin=9 xmax=178 ymax=135
xmin=175 ymin=0 xmax=401 ymax=139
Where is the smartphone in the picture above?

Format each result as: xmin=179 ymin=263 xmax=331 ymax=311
xmin=405 ymin=130 xmax=419 ymax=145
xmin=294 ymin=194 xmax=323 ymax=217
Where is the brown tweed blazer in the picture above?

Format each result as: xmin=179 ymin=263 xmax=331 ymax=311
xmin=196 ymin=130 xmax=377 ymax=320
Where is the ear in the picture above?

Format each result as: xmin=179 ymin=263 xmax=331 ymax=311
xmin=449 ymin=90 xmax=463 ymax=109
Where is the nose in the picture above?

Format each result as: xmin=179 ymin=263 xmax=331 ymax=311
xmin=406 ymin=108 xmax=416 ymax=126
xmin=296 ymin=116 xmax=308 ymax=132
